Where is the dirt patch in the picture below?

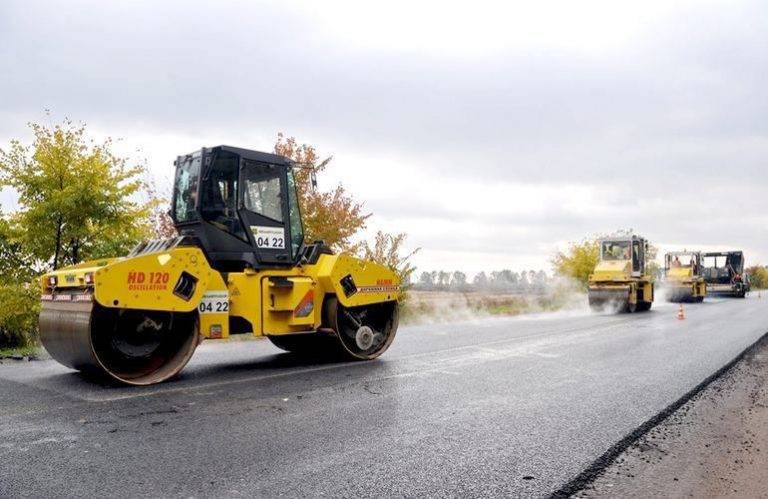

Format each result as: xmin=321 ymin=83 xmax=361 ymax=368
xmin=575 ymin=337 xmax=768 ymax=498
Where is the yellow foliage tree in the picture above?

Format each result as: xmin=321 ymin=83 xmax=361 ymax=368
xmin=274 ymin=133 xmax=369 ymax=252
xmin=274 ymin=134 xmax=419 ymax=297
xmin=551 ymin=238 xmax=600 ymax=287
xmin=0 ymin=119 xmax=154 ymax=269
xmin=360 ymin=231 xmax=419 ymax=298
xmin=747 ymin=265 xmax=768 ymax=289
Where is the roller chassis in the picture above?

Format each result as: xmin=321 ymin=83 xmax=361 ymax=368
xmin=40 ymin=241 xmax=400 ymax=385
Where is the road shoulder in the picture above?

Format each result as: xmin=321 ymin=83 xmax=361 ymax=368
xmin=577 ymin=334 xmax=768 ymax=498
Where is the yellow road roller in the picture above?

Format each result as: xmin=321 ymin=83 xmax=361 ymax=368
xmin=588 ymin=234 xmax=654 ymax=313
xmin=663 ymin=251 xmax=706 ymax=302
xmin=39 ymin=146 xmax=400 ymax=385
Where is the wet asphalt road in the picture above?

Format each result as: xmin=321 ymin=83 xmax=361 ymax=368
xmin=1 ymin=296 xmax=767 ymax=498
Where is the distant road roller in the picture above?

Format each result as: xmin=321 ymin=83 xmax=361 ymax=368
xmin=663 ymin=251 xmax=706 ymax=302
xmin=588 ymin=234 xmax=654 ymax=313
xmin=39 ymin=146 xmax=400 ymax=385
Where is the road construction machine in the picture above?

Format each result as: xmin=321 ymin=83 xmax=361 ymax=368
xmin=39 ymin=146 xmax=400 ymax=385
xmin=662 ymin=251 xmax=706 ymax=302
xmin=701 ymin=251 xmax=750 ymax=298
xmin=588 ymin=234 xmax=654 ymax=313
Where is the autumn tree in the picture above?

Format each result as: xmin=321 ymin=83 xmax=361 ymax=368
xmin=0 ymin=209 xmax=42 ymax=349
xmin=746 ymin=265 xmax=768 ymax=289
xmin=145 ymin=180 xmax=178 ymax=239
xmin=0 ymin=119 xmax=153 ymax=269
xmin=551 ymin=237 xmax=600 ymax=287
xmin=360 ymin=231 xmax=419 ymax=296
xmin=275 ymin=134 xmax=419 ymax=298
xmin=274 ymin=133 xmax=369 ymax=252
xmin=0 ymin=210 xmax=35 ymax=282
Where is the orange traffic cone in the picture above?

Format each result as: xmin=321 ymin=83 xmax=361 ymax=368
xmin=677 ymin=304 xmax=685 ymax=320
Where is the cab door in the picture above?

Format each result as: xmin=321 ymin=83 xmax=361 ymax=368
xmin=239 ymin=161 xmax=292 ymax=265
xmin=631 ymin=240 xmax=643 ymax=277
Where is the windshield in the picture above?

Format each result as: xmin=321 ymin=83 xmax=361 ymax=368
xmin=601 ymin=241 xmax=631 ymax=261
xmin=667 ymin=254 xmax=694 ymax=268
xmin=173 ymin=156 xmax=201 ymax=223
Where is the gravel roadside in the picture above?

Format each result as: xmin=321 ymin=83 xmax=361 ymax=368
xmin=577 ymin=334 xmax=768 ymax=498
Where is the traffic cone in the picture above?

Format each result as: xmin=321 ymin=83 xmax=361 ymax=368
xmin=677 ymin=304 xmax=685 ymax=320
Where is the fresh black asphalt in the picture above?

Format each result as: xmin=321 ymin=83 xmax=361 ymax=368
xmin=1 ymin=296 xmax=766 ymax=497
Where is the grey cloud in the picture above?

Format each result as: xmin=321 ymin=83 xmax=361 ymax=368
xmin=1 ymin=0 xmax=766 ymax=268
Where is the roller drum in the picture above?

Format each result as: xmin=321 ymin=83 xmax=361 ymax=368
xmin=588 ymin=287 xmax=631 ymax=312
xmin=267 ymin=298 xmax=399 ymax=360
xmin=40 ymin=300 xmax=199 ymax=386
xmin=666 ymin=286 xmax=696 ymax=303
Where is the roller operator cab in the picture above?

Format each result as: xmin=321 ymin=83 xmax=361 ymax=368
xmin=588 ymin=234 xmax=654 ymax=313
xmin=663 ymin=251 xmax=707 ymax=302
xmin=39 ymin=146 xmax=400 ymax=385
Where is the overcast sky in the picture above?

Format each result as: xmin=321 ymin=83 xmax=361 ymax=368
xmin=1 ymin=0 xmax=766 ymax=275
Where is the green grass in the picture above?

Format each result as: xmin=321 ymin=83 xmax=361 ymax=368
xmin=0 ymin=344 xmax=41 ymax=359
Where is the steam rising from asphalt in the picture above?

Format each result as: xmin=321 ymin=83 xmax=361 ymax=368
xmin=404 ymin=276 xmax=683 ymax=325
xmin=404 ymin=275 xmax=595 ymax=325
xmin=588 ymin=297 xmax=626 ymax=316
xmin=653 ymin=284 xmax=675 ymax=307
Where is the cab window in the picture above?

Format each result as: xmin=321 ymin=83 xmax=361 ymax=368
xmin=243 ymin=169 xmax=283 ymax=222
xmin=632 ymin=241 xmax=640 ymax=271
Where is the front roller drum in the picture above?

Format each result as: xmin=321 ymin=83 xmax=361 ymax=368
xmin=40 ymin=301 xmax=199 ymax=385
xmin=666 ymin=286 xmax=700 ymax=303
xmin=267 ymin=297 xmax=399 ymax=360
xmin=588 ymin=287 xmax=631 ymax=313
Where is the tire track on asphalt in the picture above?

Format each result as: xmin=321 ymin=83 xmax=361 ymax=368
xmin=1 ymin=314 xmax=636 ymax=405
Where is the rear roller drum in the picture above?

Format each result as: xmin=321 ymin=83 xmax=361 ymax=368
xmin=267 ymin=298 xmax=399 ymax=360
xmin=324 ymin=297 xmax=399 ymax=360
